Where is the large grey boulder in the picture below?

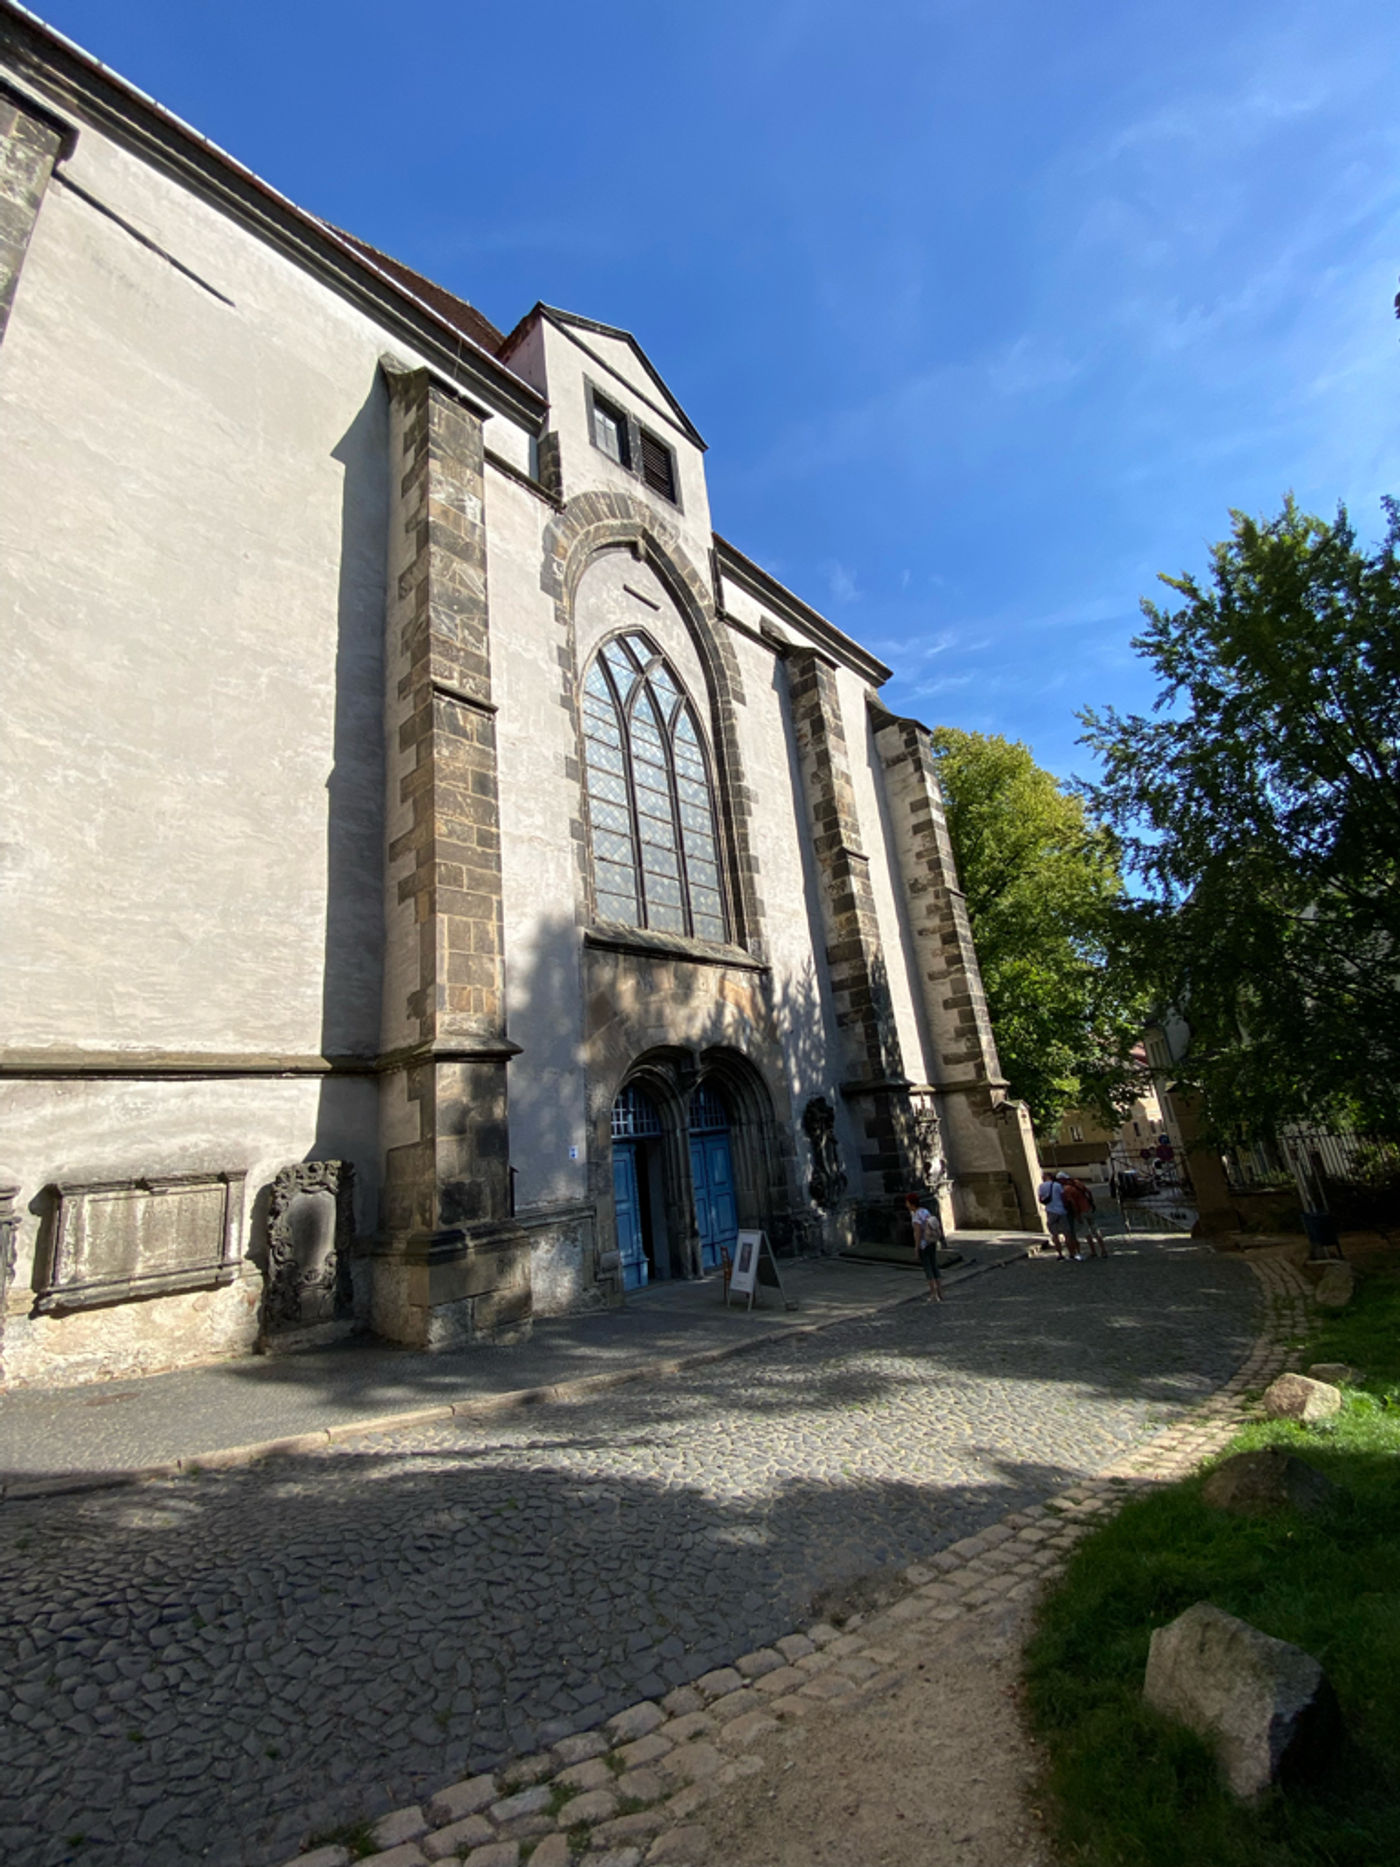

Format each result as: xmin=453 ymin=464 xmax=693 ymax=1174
xmin=1144 ymin=1602 xmax=1339 ymax=1800
xmin=1313 ymin=1264 xmax=1355 ymax=1309
xmin=1306 ymin=1362 xmax=1356 ymax=1386
xmin=1201 ymin=1448 xmax=1336 ymax=1518
xmin=1263 ymin=1372 xmax=1342 ymax=1424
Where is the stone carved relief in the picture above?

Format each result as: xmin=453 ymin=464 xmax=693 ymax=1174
xmin=263 ymin=1161 xmax=354 ymax=1336
xmin=909 ymin=1095 xmax=947 ymax=1191
xmin=802 ymin=1097 xmax=847 ymax=1209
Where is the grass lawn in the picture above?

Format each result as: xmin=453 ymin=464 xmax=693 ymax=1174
xmin=1024 ymin=1258 xmax=1400 ymax=1867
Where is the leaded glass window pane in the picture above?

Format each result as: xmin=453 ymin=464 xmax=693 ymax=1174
xmin=590 ymin=797 xmax=631 ymax=836
xmin=583 ymin=633 xmax=729 ymax=944
xmin=596 ymin=859 xmax=638 ymax=905
xmin=585 ymin=736 xmax=626 ymax=776
xmin=594 ymin=827 xmax=635 ymax=865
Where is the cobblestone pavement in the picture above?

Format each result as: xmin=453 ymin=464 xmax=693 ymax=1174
xmin=0 ymin=1238 xmax=1255 ymax=1867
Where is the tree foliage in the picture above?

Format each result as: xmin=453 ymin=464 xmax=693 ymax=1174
xmin=929 ymin=728 xmax=1148 ymax=1133
xmin=1078 ymin=495 xmax=1400 ymax=1138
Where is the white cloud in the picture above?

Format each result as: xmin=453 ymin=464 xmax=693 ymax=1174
xmin=822 ymin=559 xmax=862 ymax=604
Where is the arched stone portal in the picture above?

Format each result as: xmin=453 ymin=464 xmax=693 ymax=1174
xmin=607 ymin=1046 xmax=786 ymax=1291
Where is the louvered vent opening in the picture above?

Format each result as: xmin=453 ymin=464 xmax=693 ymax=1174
xmin=640 ymin=430 xmax=677 ymax=501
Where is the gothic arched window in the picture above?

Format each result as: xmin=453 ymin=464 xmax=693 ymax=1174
xmin=581 ymin=632 xmax=728 ymax=943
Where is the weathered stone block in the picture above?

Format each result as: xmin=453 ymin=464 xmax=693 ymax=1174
xmin=733 ymin=1647 xmax=783 ymax=1679
xmin=1143 ymin=1601 xmax=1339 ymax=1799
xmin=606 ymin=1699 xmax=665 ymax=1741
xmin=693 ymin=1668 xmax=742 ymax=1701
xmin=1313 ymin=1264 xmax=1355 ymax=1309
xmin=526 ymin=1838 xmax=571 ymax=1867
xmin=565 ymin=1786 xmax=617 ymax=1824
xmin=370 ymin=1808 xmax=427 ymax=1851
xmin=1201 ymin=1449 xmax=1337 ymax=1518
xmin=425 ymin=1774 xmax=497 ymax=1826
xmin=423 ymin=1815 xmax=493 ymax=1860
xmin=551 ymin=1731 xmax=609 ymax=1767
xmin=1263 ymin=1373 xmax=1342 ymax=1424
xmin=1306 ymin=1362 xmax=1357 ymax=1385
xmin=488 ymin=1784 xmax=549 ymax=1824
xmin=616 ymin=1732 xmax=671 ymax=1770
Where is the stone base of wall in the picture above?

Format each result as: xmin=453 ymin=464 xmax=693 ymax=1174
xmin=1 ymin=1268 xmax=263 ymax=1390
xmin=370 ymin=1220 xmax=534 ymax=1349
xmin=520 ymin=1204 xmax=610 ymax=1318
xmin=952 ymin=1168 xmax=1031 ymax=1232
xmin=256 ymin=1317 xmax=363 ymax=1357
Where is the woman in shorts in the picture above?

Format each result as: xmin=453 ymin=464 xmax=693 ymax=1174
xmin=905 ymin=1193 xmax=944 ymax=1301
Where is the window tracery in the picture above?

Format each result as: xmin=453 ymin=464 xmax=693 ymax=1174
xmin=581 ymin=631 xmax=727 ymax=943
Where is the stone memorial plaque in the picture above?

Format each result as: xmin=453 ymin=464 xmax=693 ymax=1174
xmin=37 ymin=1172 xmax=245 ymax=1312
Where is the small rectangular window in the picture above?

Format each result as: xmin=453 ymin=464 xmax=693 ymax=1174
xmin=591 ymin=393 xmax=630 ymax=467
xmin=639 ymin=428 xmax=677 ymax=502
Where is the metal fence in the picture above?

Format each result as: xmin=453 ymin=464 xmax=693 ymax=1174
xmin=1224 ymin=1122 xmax=1400 ymax=1229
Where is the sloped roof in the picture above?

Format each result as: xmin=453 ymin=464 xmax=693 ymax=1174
xmin=329 ymin=227 xmax=507 ymax=357
xmin=0 ymin=3 xmax=544 ymax=427
xmin=501 ymin=304 xmax=706 ymax=450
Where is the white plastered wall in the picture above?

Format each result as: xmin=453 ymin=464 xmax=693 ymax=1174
xmin=722 ymin=629 xmax=855 ymax=1161
xmin=0 ymin=86 xmax=539 ymax=1377
xmin=536 ymin=322 xmax=713 ymax=566
xmin=0 ymin=114 xmax=395 ymax=1058
xmin=489 ymin=467 xmax=591 ymax=1215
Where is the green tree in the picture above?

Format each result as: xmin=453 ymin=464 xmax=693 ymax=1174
xmin=929 ymin=728 xmax=1148 ymax=1132
xmin=1078 ymin=495 xmax=1400 ymax=1138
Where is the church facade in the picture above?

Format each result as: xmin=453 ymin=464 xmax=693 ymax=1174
xmin=0 ymin=4 xmax=1040 ymax=1390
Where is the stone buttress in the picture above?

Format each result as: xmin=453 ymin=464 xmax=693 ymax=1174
xmin=785 ymin=648 xmax=924 ymax=1238
xmin=872 ymin=711 xmax=1042 ymax=1231
xmin=373 ymin=360 xmax=531 ymax=1347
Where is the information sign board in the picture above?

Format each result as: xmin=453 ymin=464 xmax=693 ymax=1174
xmin=726 ymin=1230 xmax=797 ymax=1310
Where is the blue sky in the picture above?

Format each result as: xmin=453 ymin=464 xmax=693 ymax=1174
xmin=34 ymin=0 xmax=1400 ymax=784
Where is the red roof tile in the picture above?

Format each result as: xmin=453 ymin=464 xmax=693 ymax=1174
xmin=330 ymin=227 xmax=507 ymax=357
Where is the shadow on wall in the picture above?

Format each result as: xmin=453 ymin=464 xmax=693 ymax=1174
xmin=499 ymin=907 xmax=859 ymax=1242
xmin=315 ymin=382 xmax=389 ymax=1233
xmin=498 ymin=913 xmax=587 ymax=1216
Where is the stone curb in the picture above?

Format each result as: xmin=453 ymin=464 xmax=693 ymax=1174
xmin=0 ymin=1249 xmax=1025 ymax=1504
xmin=271 ymin=1250 xmax=1312 ymax=1867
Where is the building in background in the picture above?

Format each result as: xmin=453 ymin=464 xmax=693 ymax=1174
xmin=0 ymin=4 xmax=1040 ymax=1389
xmin=1038 ymin=1047 xmax=1186 ymax=1189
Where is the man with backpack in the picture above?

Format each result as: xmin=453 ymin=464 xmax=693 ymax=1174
xmin=1066 ymin=1175 xmax=1107 ymax=1257
xmin=1037 ymin=1169 xmax=1076 ymax=1258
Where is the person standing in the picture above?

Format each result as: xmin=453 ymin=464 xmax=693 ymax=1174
xmin=1069 ymin=1176 xmax=1107 ymax=1257
xmin=1037 ymin=1170 xmax=1071 ymax=1258
xmin=1056 ymin=1174 xmax=1085 ymax=1259
xmin=905 ymin=1193 xmax=944 ymax=1302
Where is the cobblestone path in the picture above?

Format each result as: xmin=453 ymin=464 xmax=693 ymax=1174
xmin=0 ymin=1239 xmax=1254 ymax=1867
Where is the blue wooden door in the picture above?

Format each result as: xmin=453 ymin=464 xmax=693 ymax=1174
xmin=612 ymin=1142 xmax=648 ymax=1290
xmin=690 ymin=1130 xmax=738 ymax=1273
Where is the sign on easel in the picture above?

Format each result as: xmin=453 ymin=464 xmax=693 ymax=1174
xmin=726 ymin=1230 xmax=798 ymax=1310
